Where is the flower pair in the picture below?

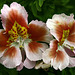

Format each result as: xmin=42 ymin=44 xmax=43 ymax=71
xmin=0 ymin=2 xmax=75 ymax=71
xmin=43 ymin=14 xmax=75 ymax=70
xmin=0 ymin=2 xmax=51 ymax=70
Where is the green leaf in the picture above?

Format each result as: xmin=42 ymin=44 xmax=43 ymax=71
xmin=39 ymin=0 xmax=45 ymax=7
xmin=61 ymin=0 xmax=70 ymax=5
xmin=4 ymin=68 xmax=18 ymax=75
xmin=30 ymin=2 xmax=37 ymax=16
xmin=69 ymin=68 xmax=75 ymax=75
xmin=35 ymin=0 xmax=42 ymax=12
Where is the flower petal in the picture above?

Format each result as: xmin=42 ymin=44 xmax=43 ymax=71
xmin=63 ymin=46 xmax=75 ymax=57
xmin=35 ymin=61 xmax=50 ymax=69
xmin=46 ymin=14 xmax=74 ymax=42
xmin=24 ymin=41 xmax=47 ymax=61
xmin=0 ymin=29 xmax=9 ymax=57
xmin=68 ymin=57 xmax=75 ymax=67
xmin=28 ymin=20 xmax=51 ymax=43
xmin=42 ymin=40 xmax=69 ymax=71
xmin=54 ymin=47 xmax=69 ymax=71
xmin=17 ymin=63 xmax=23 ymax=71
xmin=0 ymin=46 xmax=22 ymax=68
xmin=1 ymin=2 xmax=28 ymax=32
xmin=23 ymin=58 xmax=36 ymax=69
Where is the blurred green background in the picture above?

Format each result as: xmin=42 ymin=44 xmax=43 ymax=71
xmin=0 ymin=0 xmax=75 ymax=75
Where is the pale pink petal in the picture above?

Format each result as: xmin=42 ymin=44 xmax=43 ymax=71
xmin=52 ymin=47 xmax=69 ymax=71
xmin=24 ymin=41 xmax=47 ymax=61
xmin=0 ymin=46 xmax=22 ymax=68
xmin=10 ymin=2 xmax=28 ymax=24
xmin=68 ymin=57 xmax=75 ymax=67
xmin=23 ymin=58 xmax=36 ymax=69
xmin=42 ymin=48 xmax=51 ymax=64
xmin=46 ymin=14 xmax=74 ymax=42
xmin=42 ymin=40 xmax=69 ymax=71
xmin=28 ymin=20 xmax=51 ymax=43
xmin=1 ymin=4 xmax=10 ymax=29
xmin=64 ymin=40 xmax=75 ymax=48
xmin=46 ymin=19 xmax=57 ymax=29
xmin=17 ymin=63 xmax=23 ymax=71
xmin=1 ymin=2 xmax=28 ymax=31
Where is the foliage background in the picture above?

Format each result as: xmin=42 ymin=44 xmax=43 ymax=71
xmin=0 ymin=0 xmax=75 ymax=75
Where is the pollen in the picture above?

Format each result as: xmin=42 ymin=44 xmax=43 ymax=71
xmin=7 ymin=21 xmax=28 ymax=45
xmin=59 ymin=29 xmax=70 ymax=45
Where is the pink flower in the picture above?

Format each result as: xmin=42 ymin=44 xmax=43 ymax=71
xmin=42 ymin=40 xmax=75 ymax=71
xmin=43 ymin=14 xmax=75 ymax=70
xmin=0 ymin=2 xmax=51 ymax=70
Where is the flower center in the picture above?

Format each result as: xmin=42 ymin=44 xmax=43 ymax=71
xmin=59 ymin=29 xmax=70 ymax=45
xmin=7 ymin=21 xmax=28 ymax=46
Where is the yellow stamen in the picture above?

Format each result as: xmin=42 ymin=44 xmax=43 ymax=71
xmin=59 ymin=29 xmax=70 ymax=45
xmin=7 ymin=21 xmax=28 ymax=45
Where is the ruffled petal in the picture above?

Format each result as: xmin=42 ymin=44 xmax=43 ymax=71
xmin=23 ymin=58 xmax=36 ymax=69
xmin=24 ymin=41 xmax=47 ymax=61
xmin=42 ymin=40 xmax=69 ymax=71
xmin=17 ymin=63 xmax=23 ymax=71
xmin=28 ymin=20 xmax=51 ymax=43
xmin=1 ymin=2 xmax=28 ymax=32
xmin=46 ymin=14 xmax=74 ymax=42
xmin=53 ymin=47 xmax=69 ymax=71
xmin=0 ymin=46 xmax=22 ymax=68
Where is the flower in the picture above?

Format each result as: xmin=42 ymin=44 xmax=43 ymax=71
xmin=42 ymin=40 xmax=75 ymax=71
xmin=0 ymin=2 xmax=51 ymax=69
xmin=42 ymin=14 xmax=75 ymax=71
xmin=46 ymin=14 xmax=75 ymax=49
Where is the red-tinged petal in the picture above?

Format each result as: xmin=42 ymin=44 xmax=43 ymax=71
xmin=42 ymin=40 xmax=58 ymax=64
xmin=67 ymin=34 xmax=75 ymax=42
xmin=1 ymin=2 xmax=28 ymax=32
xmin=69 ymin=22 xmax=75 ymax=35
xmin=67 ymin=22 xmax=75 ymax=44
xmin=66 ymin=34 xmax=75 ymax=47
xmin=0 ymin=46 xmax=22 ymax=68
xmin=42 ymin=40 xmax=69 ymax=71
xmin=0 ymin=30 xmax=9 ymax=55
xmin=28 ymin=20 xmax=51 ymax=43
xmin=46 ymin=14 xmax=74 ymax=42
xmin=24 ymin=41 xmax=47 ymax=61
xmin=54 ymin=24 xmax=70 ymax=41
xmin=23 ymin=58 xmax=36 ymax=69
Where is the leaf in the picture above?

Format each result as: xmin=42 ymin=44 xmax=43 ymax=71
xmin=30 ymin=2 xmax=37 ymax=16
xmin=4 ymin=68 xmax=18 ymax=75
xmin=39 ymin=0 xmax=45 ymax=7
xmin=69 ymin=68 xmax=75 ymax=75
xmin=35 ymin=0 xmax=42 ymax=12
xmin=61 ymin=0 xmax=70 ymax=5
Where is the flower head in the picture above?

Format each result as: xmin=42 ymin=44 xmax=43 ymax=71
xmin=0 ymin=2 xmax=51 ymax=69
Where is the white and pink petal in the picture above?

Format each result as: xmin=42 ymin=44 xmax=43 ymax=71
xmin=28 ymin=20 xmax=51 ymax=43
xmin=23 ymin=58 xmax=36 ymax=69
xmin=1 ymin=2 xmax=28 ymax=32
xmin=0 ymin=46 xmax=22 ymax=68
xmin=24 ymin=41 xmax=47 ymax=61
